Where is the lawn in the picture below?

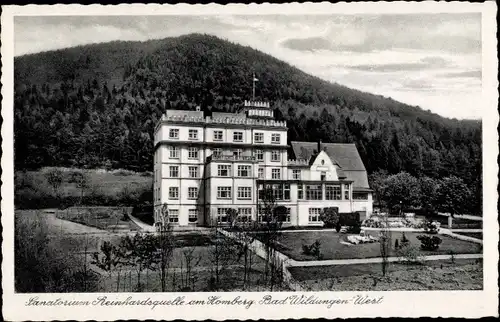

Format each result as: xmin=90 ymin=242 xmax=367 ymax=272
xmin=55 ymin=206 xmax=140 ymax=232
xmin=274 ymin=231 xmax=482 ymax=261
xmin=289 ymin=259 xmax=483 ymax=291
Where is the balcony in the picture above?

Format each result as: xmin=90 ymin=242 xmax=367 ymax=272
xmin=287 ymin=159 xmax=309 ymax=166
xmin=209 ymin=154 xmax=257 ymax=162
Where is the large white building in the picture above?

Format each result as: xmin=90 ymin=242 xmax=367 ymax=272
xmin=153 ymin=100 xmax=372 ymax=227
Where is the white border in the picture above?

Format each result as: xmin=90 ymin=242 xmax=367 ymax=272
xmin=2 ymin=2 xmax=498 ymax=320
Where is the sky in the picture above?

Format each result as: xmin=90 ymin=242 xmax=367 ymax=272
xmin=14 ymin=14 xmax=482 ymax=119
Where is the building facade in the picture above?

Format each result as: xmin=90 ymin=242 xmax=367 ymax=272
xmin=153 ymin=100 xmax=373 ymax=227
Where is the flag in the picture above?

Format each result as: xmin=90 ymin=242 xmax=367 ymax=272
xmin=253 ymin=77 xmax=259 ymax=82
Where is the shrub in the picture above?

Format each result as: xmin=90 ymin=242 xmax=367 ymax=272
xmin=394 ymin=239 xmax=400 ymax=249
xmin=339 ymin=212 xmax=361 ymax=226
xmin=416 ymin=235 xmax=442 ymax=251
xmin=423 ymin=220 xmax=440 ymax=234
xmin=401 ymin=232 xmax=409 ymax=246
xmin=396 ymin=243 xmax=422 ymax=264
xmin=302 ymin=240 xmax=323 ymax=259
xmin=320 ymin=207 xmax=340 ymax=228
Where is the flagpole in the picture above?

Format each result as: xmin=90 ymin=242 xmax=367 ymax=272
xmin=252 ymin=73 xmax=256 ymax=101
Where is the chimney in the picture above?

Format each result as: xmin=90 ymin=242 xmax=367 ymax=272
xmin=317 ymin=139 xmax=322 ymax=153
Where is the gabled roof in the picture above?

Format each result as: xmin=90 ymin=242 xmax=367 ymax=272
xmin=291 ymin=141 xmax=369 ymax=189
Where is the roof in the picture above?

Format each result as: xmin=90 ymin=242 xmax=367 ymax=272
xmin=166 ymin=110 xmax=204 ymax=118
xmin=291 ymin=141 xmax=370 ymax=189
xmin=212 ymin=112 xmax=247 ymax=120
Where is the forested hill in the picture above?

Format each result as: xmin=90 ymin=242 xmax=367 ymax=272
xmin=14 ymin=33 xmax=481 ymax=186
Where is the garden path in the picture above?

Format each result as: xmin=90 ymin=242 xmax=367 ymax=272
xmin=287 ymin=253 xmax=483 ymax=267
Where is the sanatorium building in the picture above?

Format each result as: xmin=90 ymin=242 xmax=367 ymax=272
xmin=153 ymin=100 xmax=373 ymax=227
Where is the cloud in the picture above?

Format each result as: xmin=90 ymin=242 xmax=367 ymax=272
xmin=281 ymin=37 xmax=332 ymax=52
xmin=441 ymin=70 xmax=482 ymax=79
xmin=13 ymin=13 xmax=482 ymax=119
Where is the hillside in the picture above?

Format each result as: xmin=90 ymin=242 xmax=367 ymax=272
xmin=14 ymin=33 xmax=481 ymax=206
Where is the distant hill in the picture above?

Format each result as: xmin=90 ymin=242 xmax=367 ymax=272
xmin=14 ymin=33 xmax=481 ymax=196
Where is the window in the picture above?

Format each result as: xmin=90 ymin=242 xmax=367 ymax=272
xmin=233 ymin=131 xmax=243 ymax=142
xmin=188 ymin=129 xmax=198 ymax=140
xmin=292 ymin=169 xmax=301 ymax=180
xmin=188 ymin=166 xmax=198 ymax=178
xmin=169 ymin=166 xmax=179 ymax=178
xmin=169 ymin=146 xmax=179 ymax=159
xmin=284 ymin=184 xmax=291 ymax=200
xmin=188 ymin=209 xmax=198 ymax=223
xmin=188 ymin=187 xmax=198 ymax=199
xmin=188 ymin=147 xmax=199 ymax=160
xmin=212 ymin=148 xmax=222 ymax=157
xmin=217 ymin=187 xmax=232 ymax=199
xmin=258 ymin=167 xmax=264 ymax=179
xmin=238 ymin=208 xmax=252 ymax=222
xmin=217 ymin=165 xmax=231 ymax=177
xmin=213 ymin=130 xmax=223 ymax=141
xmin=169 ymin=129 xmax=179 ymax=139
xmin=344 ymin=184 xmax=350 ymax=200
xmin=259 ymin=183 xmax=289 ymax=201
xmin=306 ymin=185 xmax=323 ymax=200
xmin=271 ymin=168 xmax=281 ymax=179
xmin=217 ymin=208 xmax=231 ymax=223
xmin=271 ymin=150 xmax=280 ymax=162
xmin=326 ymin=185 xmax=341 ymax=200
xmin=321 ymin=171 xmax=326 ymax=181
xmin=309 ymin=208 xmax=322 ymax=222
xmin=277 ymin=207 xmax=291 ymax=223
xmin=298 ymin=185 xmax=304 ymax=200
xmin=271 ymin=133 xmax=281 ymax=144
xmin=254 ymin=149 xmax=264 ymax=161
xmin=169 ymin=187 xmax=179 ymax=199
xmin=237 ymin=187 xmax=252 ymax=200
xmin=233 ymin=149 xmax=242 ymax=158
xmin=353 ymin=192 xmax=369 ymax=200
xmin=254 ymin=132 xmax=264 ymax=143
xmin=238 ymin=165 xmax=251 ymax=177
xmin=169 ymin=209 xmax=179 ymax=224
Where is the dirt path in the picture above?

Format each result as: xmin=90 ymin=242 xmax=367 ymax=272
xmin=287 ymin=253 xmax=483 ymax=267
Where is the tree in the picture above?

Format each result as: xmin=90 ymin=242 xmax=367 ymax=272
xmin=92 ymin=241 xmax=124 ymax=291
xmin=320 ymin=207 xmax=340 ymax=228
xmin=209 ymin=220 xmax=237 ymax=290
xmin=118 ymin=232 xmax=159 ymax=292
xmin=418 ymin=176 xmax=438 ymax=216
xmin=380 ymin=172 xmax=421 ymax=216
xmin=379 ymin=215 xmax=391 ymax=276
xmin=233 ymin=220 xmax=257 ymax=289
xmin=156 ymin=203 xmax=174 ymax=292
xmin=45 ymin=168 xmax=64 ymax=196
xmin=226 ymin=208 xmax=239 ymax=229
xmin=434 ymin=176 xmax=472 ymax=218
xmin=368 ymin=170 xmax=388 ymax=211
xmin=258 ymin=186 xmax=284 ymax=290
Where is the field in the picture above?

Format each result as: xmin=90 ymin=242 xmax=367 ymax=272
xmin=274 ymin=231 xmax=482 ymax=261
xmin=289 ymin=259 xmax=483 ymax=291
xmin=15 ymin=167 xmax=152 ymax=209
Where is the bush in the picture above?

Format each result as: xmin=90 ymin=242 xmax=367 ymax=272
xmin=394 ymin=239 xmax=399 ymax=249
xmin=320 ymin=207 xmax=339 ymax=228
xmin=396 ymin=243 xmax=422 ymax=264
xmin=401 ymin=232 xmax=409 ymax=247
xmin=423 ymin=220 xmax=440 ymax=234
xmin=416 ymin=235 xmax=442 ymax=251
xmin=339 ymin=212 xmax=361 ymax=226
xmin=302 ymin=240 xmax=323 ymax=259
